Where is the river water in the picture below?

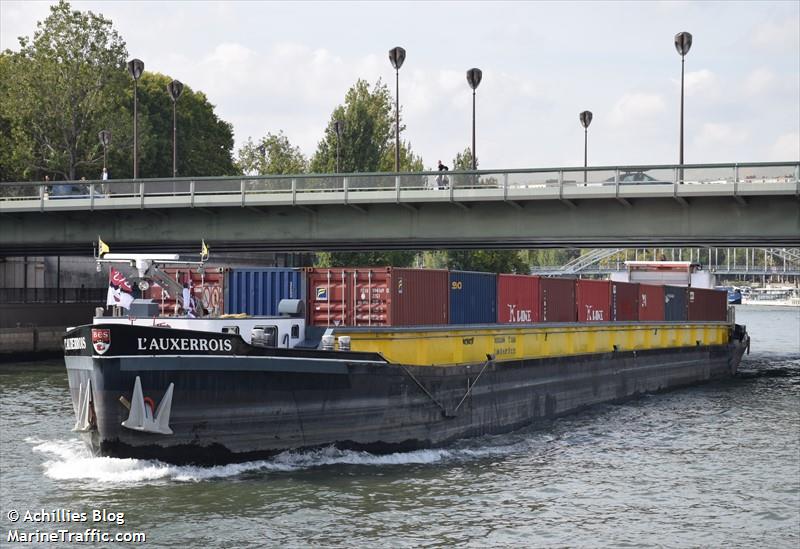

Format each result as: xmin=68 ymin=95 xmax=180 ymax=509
xmin=1 ymin=306 xmax=798 ymax=548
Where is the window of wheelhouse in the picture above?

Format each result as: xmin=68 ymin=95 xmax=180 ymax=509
xmin=254 ymin=326 xmax=278 ymax=347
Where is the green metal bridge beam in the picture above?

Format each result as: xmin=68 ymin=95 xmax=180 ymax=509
xmin=1 ymin=195 xmax=797 ymax=256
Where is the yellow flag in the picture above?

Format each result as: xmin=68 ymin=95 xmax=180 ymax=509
xmin=98 ymin=237 xmax=110 ymax=258
xmin=201 ymin=240 xmax=209 ymax=261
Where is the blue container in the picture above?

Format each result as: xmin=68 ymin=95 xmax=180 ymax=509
xmin=663 ymin=285 xmax=687 ymax=321
xmin=224 ymin=268 xmax=304 ymax=316
xmin=449 ymin=271 xmax=497 ymax=324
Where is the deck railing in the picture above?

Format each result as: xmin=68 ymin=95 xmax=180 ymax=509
xmin=1 ymin=161 xmax=797 ymax=212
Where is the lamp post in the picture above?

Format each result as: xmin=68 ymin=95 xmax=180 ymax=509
xmin=388 ymin=46 xmax=406 ymax=172
xmin=466 ymin=68 xmax=482 ymax=170
xmin=126 ymin=58 xmax=144 ymax=179
xmin=167 ymin=79 xmax=184 ymax=178
xmin=256 ymin=144 xmax=266 ymax=174
xmin=579 ymin=111 xmax=592 ymax=182
xmin=674 ymin=32 xmax=692 ymax=179
xmin=333 ymin=120 xmax=344 ymax=173
xmin=98 ymin=130 xmax=111 ymax=173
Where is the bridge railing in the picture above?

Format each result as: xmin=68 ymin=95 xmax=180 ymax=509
xmin=1 ymin=161 xmax=797 ymax=208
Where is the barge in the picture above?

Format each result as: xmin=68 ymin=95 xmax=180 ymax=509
xmin=63 ymin=249 xmax=749 ymax=465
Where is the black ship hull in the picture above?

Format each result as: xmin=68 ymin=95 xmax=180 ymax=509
xmin=65 ymin=324 xmax=747 ymax=465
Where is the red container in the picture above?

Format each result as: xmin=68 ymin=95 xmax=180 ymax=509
xmin=145 ymin=266 xmax=225 ymax=316
xmin=638 ymin=284 xmax=665 ymax=321
xmin=611 ymin=281 xmax=639 ymax=321
xmin=306 ymin=267 xmax=448 ymax=327
xmin=540 ymin=277 xmax=576 ymax=322
xmin=497 ymin=274 xmax=540 ymax=323
xmin=687 ymin=287 xmax=727 ymax=321
xmin=576 ymin=279 xmax=611 ymax=322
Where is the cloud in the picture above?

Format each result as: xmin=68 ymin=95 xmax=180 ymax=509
xmin=608 ymin=93 xmax=666 ymax=127
xmin=743 ymin=67 xmax=778 ymax=97
xmin=0 ymin=1 xmax=50 ymax=50
xmin=694 ymin=123 xmax=749 ymax=149
xmin=769 ymin=132 xmax=799 ymax=160
xmin=750 ymin=19 xmax=800 ymax=52
xmin=684 ymin=69 xmax=719 ymax=99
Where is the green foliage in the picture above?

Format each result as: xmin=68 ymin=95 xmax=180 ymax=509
xmin=445 ymin=250 xmax=529 ymax=274
xmin=452 ymin=147 xmax=476 ymax=171
xmin=318 ymin=249 xmax=420 ymax=274
xmin=311 ymin=78 xmax=425 ymax=267
xmin=109 ymin=72 xmax=235 ymax=179
xmin=1 ymin=1 xmax=235 ymax=182
xmin=2 ymin=0 xmax=128 ymax=181
xmin=527 ymin=249 xmax=579 ymax=267
xmin=310 ymin=79 xmax=392 ymax=173
xmin=378 ymin=141 xmax=425 ymax=173
xmin=237 ymin=132 xmax=307 ymax=175
xmin=314 ymin=251 xmax=417 ymax=268
xmin=420 ymin=251 xmax=449 ymax=269
xmin=310 ymin=79 xmax=424 ymax=174
xmin=0 ymin=54 xmax=34 ymax=182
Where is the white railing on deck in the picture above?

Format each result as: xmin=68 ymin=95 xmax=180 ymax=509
xmin=1 ymin=161 xmax=797 ymax=212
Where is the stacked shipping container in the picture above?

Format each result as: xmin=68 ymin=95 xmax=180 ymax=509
xmin=540 ymin=277 xmax=577 ymax=322
xmin=224 ymin=268 xmax=303 ymax=316
xmin=688 ymin=287 xmax=728 ymax=321
xmin=449 ymin=271 xmax=497 ymax=324
xmin=145 ymin=267 xmax=225 ymax=316
xmin=497 ymin=274 xmax=539 ymax=323
xmin=638 ymin=284 xmax=665 ymax=321
xmin=146 ymin=264 xmax=728 ymax=325
xmin=611 ymin=281 xmax=639 ymax=321
xmin=305 ymin=268 xmax=449 ymax=327
xmin=576 ymin=279 xmax=612 ymax=322
xmin=664 ymin=285 xmax=688 ymax=321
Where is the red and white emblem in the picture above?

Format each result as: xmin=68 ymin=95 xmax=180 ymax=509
xmin=92 ymin=328 xmax=111 ymax=355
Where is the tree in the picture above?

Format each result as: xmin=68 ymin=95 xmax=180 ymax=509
xmin=1 ymin=2 xmax=236 ymax=182
xmin=446 ymin=250 xmax=529 ymax=274
xmin=2 ymin=1 xmax=128 ymax=181
xmin=310 ymin=79 xmax=423 ymax=173
xmin=311 ymin=79 xmax=424 ymax=267
xmin=528 ymin=249 xmax=578 ymax=268
xmin=314 ymin=251 xmax=418 ymax=268
xmin=109 ymin=72 xmax=235 ymax=179
xmin=452 ymin=147 xmax=475 ymax=171
xmin=237 ymin=132 xmax=307 ymax=175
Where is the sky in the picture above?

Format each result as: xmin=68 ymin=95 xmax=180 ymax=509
xmin=1 ymin=0 xmax=798 ymax=170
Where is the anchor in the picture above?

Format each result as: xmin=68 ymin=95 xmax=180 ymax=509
xmin=72 ymin=378 xmax=96 ymax=432
xmin=121 ymin=376 xmax=175 ymax=435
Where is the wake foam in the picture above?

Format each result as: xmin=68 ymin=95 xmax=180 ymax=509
xmin=27 ymin=435 xmax=537 ymax=485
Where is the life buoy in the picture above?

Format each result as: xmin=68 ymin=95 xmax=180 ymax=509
xmin=143 ymin=396 xmax=156 ymax=417
xmin=210 ymin=287 xmax=220 ymax=310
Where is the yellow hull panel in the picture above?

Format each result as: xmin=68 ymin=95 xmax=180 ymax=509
xmin=334 ymin=323 xmax=730 ymax=366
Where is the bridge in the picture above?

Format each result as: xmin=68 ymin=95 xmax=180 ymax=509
xmin=530 ymin=247 xmax=800 ymax=279
xmin=1 ymin=161 xmax=797 ymax=255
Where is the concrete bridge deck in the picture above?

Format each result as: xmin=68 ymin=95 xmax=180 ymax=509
xmin=1 ymin=161 xmax=797 ymax=255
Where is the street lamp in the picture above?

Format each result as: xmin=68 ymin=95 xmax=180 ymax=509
xmin=167 ymin=79 xmax=184 ymax=178
xmin=256 ymin=144 xmax=266 ymax=174
xmin=98 ymin=130 xmax=111 ymax=174
xmin=466 ymin=68 xmax=482 ymax=170
xmin=127 ymin=58 xmax=144 ymax=179
xmin=467 ymin=69 xmax=483 ymax=170
xmin=674 ymin=32 xmax=692 ymax=178
xmin=579 ymin=111 xmax=592 ymax=182
xmin=388 ymin=46 xmax=406 ymax=172
xmin=333 ymin=120 xmax=344 ymax=173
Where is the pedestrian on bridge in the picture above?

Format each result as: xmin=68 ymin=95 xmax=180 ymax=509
xmin=436 ymin=160 xmax=449 ymax=190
